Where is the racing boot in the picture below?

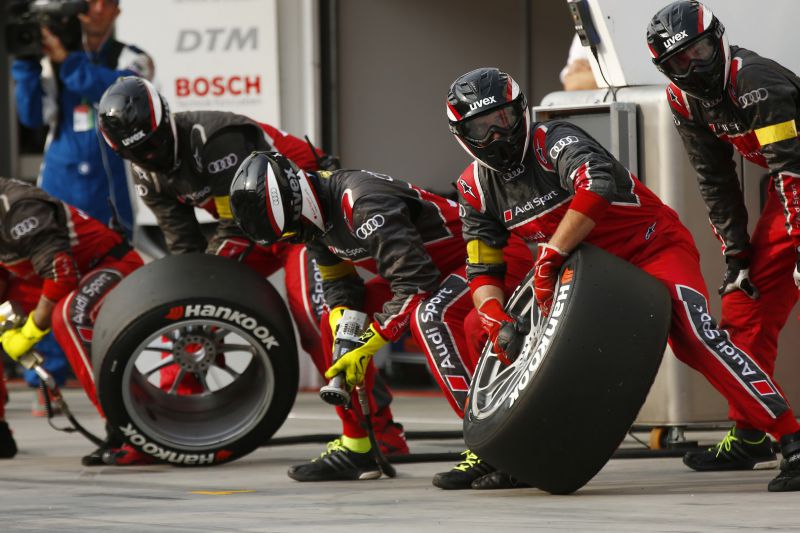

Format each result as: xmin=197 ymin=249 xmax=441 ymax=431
xmin=0 ymin=421 xmax=17 ymax=459
xmin=287 ymin=438 xmax=381 ymax=482
xmin=471 ymin=471 xmax=531 ymax=490
xmin=432 ymin=450 xmax=495 ymax=490
xmin=375 ymin=421 xmax=409 ymax=457
xmin=768 ymin=430 xmax=800 ymax=492
xmin=102 ymin=444 xmax=157 ymax=466
xmin=683 ymin=426 xmax=777 ymax=471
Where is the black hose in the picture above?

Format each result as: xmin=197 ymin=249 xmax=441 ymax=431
xmin=40 ymin=382 xmax=105 ymax=447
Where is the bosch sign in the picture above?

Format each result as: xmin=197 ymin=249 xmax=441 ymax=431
xmin=175 ymin=76 xmax=261 ymax=98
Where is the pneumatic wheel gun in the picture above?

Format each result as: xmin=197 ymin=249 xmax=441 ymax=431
xmin=319 ymin=309 xmax=369 ymax=406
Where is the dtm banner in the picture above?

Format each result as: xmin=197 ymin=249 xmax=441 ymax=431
xmin=116 ymin=0 xmax=281 ymax=124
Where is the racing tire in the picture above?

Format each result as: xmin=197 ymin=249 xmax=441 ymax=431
xmin=92 ymin=253 xmax=298 ymax=466
xmin=463 ymin=244 xmax=671 ymax=494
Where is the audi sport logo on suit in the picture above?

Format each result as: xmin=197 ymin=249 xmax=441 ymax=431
xmin=355 ymin=215 xmax=385 ymax=239
xmin=207 ymin=153 xmax=239 ymax=174
xmin=9 ymin=217 xmax=40 ymax=239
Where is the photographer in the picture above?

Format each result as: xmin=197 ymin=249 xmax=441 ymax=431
xmin=10 ymin=0 xmax=152 ymax=406
xmin=11 ymin=0 xmax=152 ymax=234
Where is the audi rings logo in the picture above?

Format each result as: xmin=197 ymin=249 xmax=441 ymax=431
xmin=548 ymin=136 xmax=579 ymax=160
xmin=355 ymin=214 xmax=385 ymax=239
xmin=269 ymin=187 xmax=280 ymax=206
xmin=738 ymin=88 xmax=768 ymax=109
xmin=10 ymin=217 xmax=39 ymax=239
xmin=207 ymin=153 xmax=238 ymax=174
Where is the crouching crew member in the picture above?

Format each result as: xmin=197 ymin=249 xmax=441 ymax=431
xmin=0 ymin=178 xmax=145 ymax=465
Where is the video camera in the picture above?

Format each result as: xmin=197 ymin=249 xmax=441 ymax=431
xmin=5 ymin=0 xmax=88 ymax=58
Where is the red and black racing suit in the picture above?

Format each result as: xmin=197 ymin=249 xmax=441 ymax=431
xmin=666 ymin=46 xmax=800 ymax=429
xmin=0 ymin=178 xmax=143 ymax=417
xmin=306 ymin=169 xmax=530 ymax=435
xmin=456 ymin=120 xmax=800 ymax=439
xmin=131 ymin=111 xmax=397 ymax=422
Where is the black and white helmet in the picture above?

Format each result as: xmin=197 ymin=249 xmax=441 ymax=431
xmin=647 ymin=1 xmax=731 ymax=101
xmin=98 ymin=76 xmax=179 ymax=174
xmin=229 ymin=151 xmax=325 ymax=246
xmin=447 ymin=68 xmax=530 ymax=173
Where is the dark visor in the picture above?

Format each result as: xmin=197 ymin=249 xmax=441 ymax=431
xmin=461 ymin=101 xmax=524 ymax=146
xmin=659 ymin=33 xmax=717 ymax=77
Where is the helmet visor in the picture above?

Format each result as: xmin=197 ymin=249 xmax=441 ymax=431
xmin=116 ymin=119 xmax=176 ymax=173
xmin=659 ymin=33 xmax=717 ymax=78
xmin=460 ymin=101 xmax=524 ymax=147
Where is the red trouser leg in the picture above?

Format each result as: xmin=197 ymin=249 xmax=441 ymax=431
xmin=410 ymin=269 xmax=475 ymax=417
xmin=719 ymin=190 xmax=800 ymax=427
xmin=320 ymin=277 xmax=396 ymax=439
xmin=465 ymin=233 xmax=535 ymax=366
xmin=635 ymin=230 xmax=799 ymax=440
xmin=282 ymin=245 xmax=326 ymax=375
xmin=51 ymin=251 xmax=144 ymax=417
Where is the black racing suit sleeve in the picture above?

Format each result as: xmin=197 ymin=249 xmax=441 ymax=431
xmin=545 ymin=122 xmax=618 ymax=202
xmin=353 ymin=194 xmax=441 ymax=340
xmin=459 ymin=194 xmax=509 ymax=283
xmin=6 ymin=200 xmax=78 ymax=298
xmin=670 ymin=103 xmax=747 ymax=257
xmin=736 ymin=62 xmax=800 ymax=249
xmin=132 ymin=165 xmax=207 ymax=254
xmin=306 ymin=239 xmax=366 ymax=311
xmin=203 ymin=127 xmax=271 ymax=253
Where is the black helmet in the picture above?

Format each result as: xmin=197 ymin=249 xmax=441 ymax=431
xmin=98 ymin=76 xmax=178 ymax=174
xmin=647 ymin=1 xmax=730 ymax=101
xmin=229 ymin=151 xmax=325 ymax=246
xmin=447 ymin=67 xmax=530 ymax=173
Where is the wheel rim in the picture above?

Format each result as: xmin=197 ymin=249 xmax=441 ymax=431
xmin=121 ymin=318 xmax=275 ymax=451
xmin=469 ymin=275 xmax=550 ymax=420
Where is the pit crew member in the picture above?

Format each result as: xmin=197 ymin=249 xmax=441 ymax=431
xmin=648 ymin=0 xmax=800 ymax=473
xmin=447 ymin=66 xmax=800 ymax=492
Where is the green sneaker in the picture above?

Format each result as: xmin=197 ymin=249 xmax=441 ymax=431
xmin=683 ymin=427 xmax=777 ymax=471
xmin=287 ymin=439 xmax=381 ymax=481
xmin=432 ymin=450 xmax=495 ymax=490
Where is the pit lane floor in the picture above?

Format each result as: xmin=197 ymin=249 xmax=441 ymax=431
xmin=0 ymin=385 xmax=796 ymax=533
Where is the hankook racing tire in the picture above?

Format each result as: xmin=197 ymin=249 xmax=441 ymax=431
xmin=463 ymin=244 xmax=671 ymax=494
xmin=92 ymin=253 xmax=298 ymax=466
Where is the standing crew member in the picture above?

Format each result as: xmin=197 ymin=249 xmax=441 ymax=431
xmin=648 ymin=1 xmax=800 ymax=472
xmin=447 ymin=67 xmax=800 ymax=492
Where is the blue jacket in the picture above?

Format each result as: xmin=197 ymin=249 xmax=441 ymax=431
xmin=12 ymin=38 xmax=153 ymax=235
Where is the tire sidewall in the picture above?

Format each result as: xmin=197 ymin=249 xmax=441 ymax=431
xmin=99 ymin=297 xmax=298 ymax=466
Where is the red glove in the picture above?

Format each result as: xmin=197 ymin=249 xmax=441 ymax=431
xmin=477 ymin=298 xmax=516 ymax=365
xmin=534 ymin=243 xmax=568 ymax=317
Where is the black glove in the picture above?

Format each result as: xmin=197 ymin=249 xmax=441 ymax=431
xmin=493 ymin=313 xmax=528 ymax=365
xmin=719 ymin=254 xmax=759 ymax=299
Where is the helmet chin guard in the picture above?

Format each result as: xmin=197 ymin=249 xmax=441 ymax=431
xmin=447 ymin=67 xmax=530 ymax=173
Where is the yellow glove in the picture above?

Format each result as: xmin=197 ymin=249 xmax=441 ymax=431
xmin=1 ymin=312 xmax=49 ymax=361
xmin=324 ymin=323 xmax=387 ymax=389
xmin=329 ymin=306 xmax=348 ymax=336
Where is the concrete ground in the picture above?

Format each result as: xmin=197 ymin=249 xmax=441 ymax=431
xmin=0 ymin=384 xmax=796 ymax=533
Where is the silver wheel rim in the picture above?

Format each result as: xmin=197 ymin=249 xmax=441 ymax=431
xmin=469 ymin=276 xmax=550 ymax=420
xmin=121 ymin=318 xmax=275 ymax=451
